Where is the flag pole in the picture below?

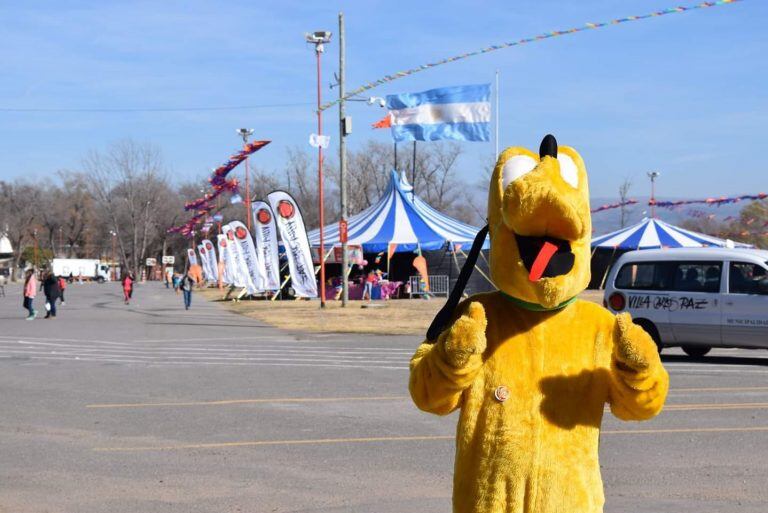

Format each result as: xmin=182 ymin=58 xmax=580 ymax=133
xmin=394 ymin=142 xmax=398 ymax=171
xmin=495 ymin=69 xmax=500 ymax=157
xmin=412 ymin=140 xmax=416 ymax=192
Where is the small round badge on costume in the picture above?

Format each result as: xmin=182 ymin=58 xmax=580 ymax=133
xmin=494 ymin=386 xmax=510 ymax=403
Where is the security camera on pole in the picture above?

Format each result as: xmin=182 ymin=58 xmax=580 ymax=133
xmin=305 ymin=29 xmax=332 ymax=308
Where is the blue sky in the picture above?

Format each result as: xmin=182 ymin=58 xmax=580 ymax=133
xmin=0 ymin=0 xmax=765 ymax=199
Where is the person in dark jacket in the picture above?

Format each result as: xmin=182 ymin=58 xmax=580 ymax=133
xmin=41 ymin=270 xmax=61 ymax=319
xmin=179 ymin=272 xmax=195 ymax=310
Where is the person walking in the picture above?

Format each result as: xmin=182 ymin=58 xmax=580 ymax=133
xmin=362 ymin=270 xmax=377 ymax=301
xmin=22 ymin=268 xmax=38 ymax=320
xmin=179 ymin=272 xmax=194 ymax=310
xmin=41 ymin=270 xmax=61 ymax=319
xmin=121 ymin=272 xmax=134 ymax=305
xmin=58 ymin=275 xmax=67 ymax=305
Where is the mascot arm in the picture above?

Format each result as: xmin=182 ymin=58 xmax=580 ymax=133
xmin=409 ymin=302 xmax=487 ymax=415
xmin=608 ymin=312 xmax=669 ymax=421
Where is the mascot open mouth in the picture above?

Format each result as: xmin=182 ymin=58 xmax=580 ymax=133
xmin=514 ymin=234 xmax=575 ymax=281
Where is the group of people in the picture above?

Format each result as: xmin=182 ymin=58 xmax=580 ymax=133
xmin=22 ymin=268 xmax=68 ymax=320
xmin=329 ymin=269 xmax=389 ymax=301
xmin=20 ymin=266 xmax=198 ymax=319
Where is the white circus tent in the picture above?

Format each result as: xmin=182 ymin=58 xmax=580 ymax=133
xmin=308 ymin=170 xmax=487 ymax=253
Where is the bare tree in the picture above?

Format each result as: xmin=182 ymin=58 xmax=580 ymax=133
xmin=281 ymin=147 xmax=338 ymax=229
xmin=56 ymin=171 xmax=95 ymax=257
xmin=330 ymin=140 xmax=393 ymax=214
xmin=0 ymin=179 xmax=43 ymax=279
xmin=85 ymin=140 xmax=169 ymax=277
xmin=618 ymin=177 xmax=633 ymax=228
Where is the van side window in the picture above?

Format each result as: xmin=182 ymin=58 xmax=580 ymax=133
xmin=729 ymin=262 xmax=768 ymax=294
xmin=670 ymin=261 xmax=721 ymax=293
xmin=615 ymin=262 xmax=670 ymax=290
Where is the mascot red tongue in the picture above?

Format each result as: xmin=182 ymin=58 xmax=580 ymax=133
xmin=528 ymin=241 xmax=558 ymax=281
xmin=411 ymin=134 xmax=669 ymax=513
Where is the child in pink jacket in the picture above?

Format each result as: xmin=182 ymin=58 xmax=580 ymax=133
xmin=23 ymin=269 xmax=37 ymax=320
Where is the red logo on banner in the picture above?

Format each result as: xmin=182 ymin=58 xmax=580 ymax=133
xmin=256 ymin=208 xmax=272 ymax=224
xmin=220 ymin=240 xmax=227 ymax=248
xmin=339 ymin=219 xmax=348 ymax=243
xmin=277 ymin=200 xmax=295 ymax=219
xmin=200 ymin=248 xmax=205 ymax=255
xmin=235 ymin=226 xmax=248 ymax=240
xmin=205 ymin=242 xmax=213 ymax=250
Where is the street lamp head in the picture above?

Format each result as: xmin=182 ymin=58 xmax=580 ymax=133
xmin=305 ymin=31 xmax=332 ymax=52
xmin=236 ymin=128 xmax=254 ymax=143
xmin=305 ymin=31 xmax=332 ymax=44
xmin=647 ymin=171 xmax=660 ymax=179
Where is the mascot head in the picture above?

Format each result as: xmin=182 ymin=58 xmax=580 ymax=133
xmin=488 ymin=134 xmax=591 ymax=309
xmin=426 ymin=134 xmax=592 ymax=340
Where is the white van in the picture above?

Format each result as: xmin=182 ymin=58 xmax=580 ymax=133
xmin=603 ymin=247 xmax=768 ymax=356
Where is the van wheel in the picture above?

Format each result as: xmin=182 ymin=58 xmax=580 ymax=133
xmin=97 ymin=276 xmax=105 ymax=284
xmin=632 ymin=319 xmax=663 ymax=353
xmin=682 ymin=345 xmax=711 ymax=358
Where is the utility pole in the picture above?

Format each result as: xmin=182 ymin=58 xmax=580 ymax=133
xmin=338 ymin=12 xmax=349 ymax=307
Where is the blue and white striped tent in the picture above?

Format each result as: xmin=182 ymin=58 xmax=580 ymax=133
xmin=308 ymin=170 xmax=486 ymax=253
xmin=591 ymin=218 xmax=751 ymax=249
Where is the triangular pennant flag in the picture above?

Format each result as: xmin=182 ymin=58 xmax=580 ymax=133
xmin=371 ymin=114 xmax=392 ymax=129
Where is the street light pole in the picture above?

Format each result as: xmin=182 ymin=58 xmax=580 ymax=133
xmin=237 ymin=128 xmax=255 ymax=231
xmin=306 ymin=30 xmax=332 ymax=308
xmin=647 ymin=171 xmax=660 ymax=218
xmin=33 ymin=229 xmax=38 ymax=269
xmin=110 ymin=230 xmax=117 ymax=280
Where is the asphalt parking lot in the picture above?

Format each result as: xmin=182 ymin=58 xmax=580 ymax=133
xmin=0 ymin=282 xmax=766 ymax=513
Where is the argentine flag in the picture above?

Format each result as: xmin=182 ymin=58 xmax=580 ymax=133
xmin=386 ymin=84 xmax=491 ymax=143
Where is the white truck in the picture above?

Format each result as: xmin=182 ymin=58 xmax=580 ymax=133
xmin=52 ymin=258 xmax=111 ymax=283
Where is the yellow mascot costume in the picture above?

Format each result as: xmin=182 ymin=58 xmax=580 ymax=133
xmin=410 ymin=134 xmax=669 ymax=513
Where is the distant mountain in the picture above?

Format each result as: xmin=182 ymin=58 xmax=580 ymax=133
xmin=590 ymin=196 xmax=744 ymax=236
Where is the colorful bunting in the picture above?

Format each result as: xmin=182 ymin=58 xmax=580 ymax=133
xmin=591 ymin=192 xmax=767 ymax=215
xmin=319 ymin=0 xmax=742 ymax=112
xmin=168 ymin=140 xmax=271 ymax=237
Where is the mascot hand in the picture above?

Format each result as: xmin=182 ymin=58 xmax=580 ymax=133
xmin=613 ymin=312 xmax=656 ymax=372
xmin=439 ymin=302 xmax=487 ymax=368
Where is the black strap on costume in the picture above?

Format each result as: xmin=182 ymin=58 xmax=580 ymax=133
xmin=426 ymin=224 xmax=489 ymax=343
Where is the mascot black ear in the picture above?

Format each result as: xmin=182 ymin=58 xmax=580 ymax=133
xmin=426 ymin=224 xmax=489 ymax=342
xmin=539 ymin=133 xmax=557 ymax=159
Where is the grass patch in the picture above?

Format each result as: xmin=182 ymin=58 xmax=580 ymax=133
xmin=200 ymin=287 xmax=604 ymax=335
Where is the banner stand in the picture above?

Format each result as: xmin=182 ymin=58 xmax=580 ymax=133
xmin=270 ymin=247 xmax=334 ymax=301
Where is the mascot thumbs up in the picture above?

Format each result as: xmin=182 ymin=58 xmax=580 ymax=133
xmin=410 ymin=135 xmax=669 ymax=513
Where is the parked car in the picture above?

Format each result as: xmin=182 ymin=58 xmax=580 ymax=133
xmin=603 ymin=247 xmax=768 ymax=356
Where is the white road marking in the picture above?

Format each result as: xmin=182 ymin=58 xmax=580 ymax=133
xmin=0 ymin=355 xmax=409 ymax=369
